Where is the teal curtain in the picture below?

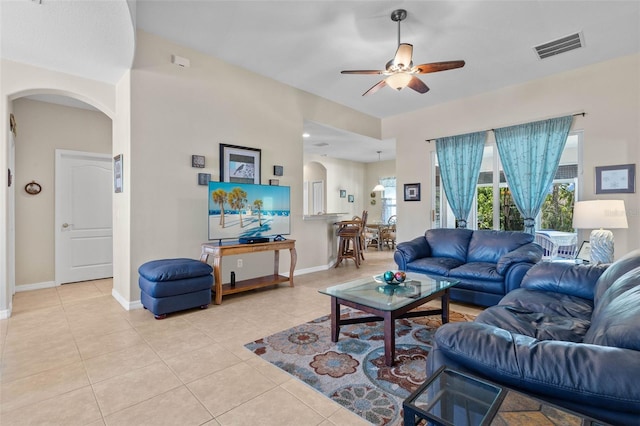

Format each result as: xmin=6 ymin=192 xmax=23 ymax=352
xmin=494 ymin=116 xmax=573 ymax=234
xmin=436 ymin=131 xmax=486 ymax=228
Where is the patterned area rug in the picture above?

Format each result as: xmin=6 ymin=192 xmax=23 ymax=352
xmin=245 ymin=308 xmax=475 ymax=425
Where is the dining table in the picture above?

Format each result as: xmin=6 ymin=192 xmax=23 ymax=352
xmin=366 ymin=221 xmax=393 ymax=250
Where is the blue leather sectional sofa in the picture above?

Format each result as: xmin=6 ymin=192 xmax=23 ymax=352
xmin=428 ymin=249 xmax=640 ymax=425
xmin=394 ymin=229 xmax=543 ymax=306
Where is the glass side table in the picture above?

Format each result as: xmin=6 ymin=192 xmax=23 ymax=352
xmin=404 ymin=366 xmax=611 ymax=426
xmin=403 ymin=366 xmax=504 ymax=426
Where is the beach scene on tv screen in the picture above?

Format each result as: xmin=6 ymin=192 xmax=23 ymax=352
xmin=208 ymin=182 xmax=290 ymax=240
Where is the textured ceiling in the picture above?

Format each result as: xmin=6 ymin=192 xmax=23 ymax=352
xmin=1 ymin=0 xmax=135 ymax=83
xmin=135 ymin=1 xmax=640 ymax=119
xmin=2 ymin=1 xmax=639 ymax=162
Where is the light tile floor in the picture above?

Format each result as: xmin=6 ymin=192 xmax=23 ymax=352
xmin=1 ymin=250 xmax=482 ymax=425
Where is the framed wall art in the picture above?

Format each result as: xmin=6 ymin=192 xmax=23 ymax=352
xmin=219 ymin=144 xmax=261 ymax=184
xmin=595 ymin=163 xmax=635 ymax=194
xmin=576 ymin=241 xmax=591 ymax=262
xmin=404 ymin=183 xmax=420 ymax=201
xmin=340 ymin=190 xmax=346 ymax=198
xmin=348 ymin=194 xmax=354 ymax=203
xmin=198 ymin=173 xmax=211 ymax=185
xmin=113 ymin=154 xmax=123 ymax=193
xmin=192 ymin=155 xmax=205 ymax=168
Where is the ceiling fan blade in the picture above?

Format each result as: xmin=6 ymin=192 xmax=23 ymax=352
xmin=407 ymin=76 xmax=429 ymax=93
xmin=393 ymin=43 xmax=413 ymax=67
xmin=412 ymin=60 xmax=466 ymax=74
xmin=362 ymin=79 xmax=387 ymax=96
xmin=341 ymin=70 xmax=385 ymax=75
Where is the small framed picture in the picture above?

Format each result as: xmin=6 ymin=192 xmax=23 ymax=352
xmin=595 ymin=164 xmax=635 ymax=194
xmin=192 ymin=155 xmax=205 ymax=168
xmin=348 ymin=194 xmax=354 ymax=203
xmin=198 ymin=173 xmax=211 ymax=185
xmin=576 ymin=241 xmax=591 ymax=261
xmin=113 ymin=154 xmax=123 ymax=193
xmin=340 ymin=189 xmax=346 ymax=198
xmin=219 ymin=144 xmax=261 ymax=184
xmin=404 ymin=183 xmax=420 ymax=201
xmin=273 ymin=165 xmax=284 ymax=176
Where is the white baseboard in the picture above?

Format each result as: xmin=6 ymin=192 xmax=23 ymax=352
xmin=0 ymin=302 xmax=12 ymax=320
xmin=292 ymin=262 xmax=334 ymax=276
xmin=111 ymin=288 xmax=143 ymax=310
xmin=15 ymin=281 xmax=57 ymax=292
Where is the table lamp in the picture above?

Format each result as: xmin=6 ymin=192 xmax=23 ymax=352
xmin=572 ymin=200 xmax=628 ymax=264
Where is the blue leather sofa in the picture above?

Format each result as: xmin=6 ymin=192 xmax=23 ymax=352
xmin=428 ymin=249 xmax=640 ymax=425
xmin=394 ymin=229 xmax=543 ymax=307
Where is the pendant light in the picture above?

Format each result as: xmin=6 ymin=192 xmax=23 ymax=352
xmin=372 ymin=151 xmax=385 ymax=192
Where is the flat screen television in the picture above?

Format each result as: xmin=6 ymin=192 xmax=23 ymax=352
xmin=208 ymin=181 xmax=291 ymax=241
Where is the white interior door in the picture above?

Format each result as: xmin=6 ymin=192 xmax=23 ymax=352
xmin=312 ymin=181 xmax=324 ymax=214
xmin=55 ymin=150 xmax=113 ymax=284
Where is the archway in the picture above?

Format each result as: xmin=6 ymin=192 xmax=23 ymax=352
xmin=303 ymin=161 xmax=327 ymax=215
xmin=2 ymin=87 xmax=116 ymax=318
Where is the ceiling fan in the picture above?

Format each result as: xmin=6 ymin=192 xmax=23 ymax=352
xmin=341 ymin=9 xmax=465 ymax=96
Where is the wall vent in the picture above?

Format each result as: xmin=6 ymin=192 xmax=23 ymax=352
xmin=534 ymin=32 xmax=584 ymax=60
xmin=314 ymin=142 xmax=329 ymax=147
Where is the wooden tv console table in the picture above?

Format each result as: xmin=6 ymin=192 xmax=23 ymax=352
xmin=200 ymin=239 xmax=297 ymax=304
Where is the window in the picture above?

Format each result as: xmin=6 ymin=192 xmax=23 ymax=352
xmin=433 ymin=133 xmax=581 ymax=231
xmin=379 ymin=177 xmax=396 ymax=223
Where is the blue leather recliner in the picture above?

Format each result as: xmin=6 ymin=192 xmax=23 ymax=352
xmin=394 ymin=229 xmax=543 ymax=307
xmin=428 ymin=249 xmax=640 ymax=425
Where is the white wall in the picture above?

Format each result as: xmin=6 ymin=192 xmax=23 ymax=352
xmin=112 ymin=70 xmax=133 ymax=306
xmin=304 ymin=153 xmax=367 ymax=217
xmin=127 ymin=31 xmax=380 ymax=298
xmin=13 ymin=98 xmax=112 ymax=287
xmin=1 ymin=34 xmax=381 ymax=313
xmin=384 ymin=54 xmax=640 ymax=259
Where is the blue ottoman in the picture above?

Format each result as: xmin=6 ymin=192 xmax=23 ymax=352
xmin=138 ymin=258 xmax=213 ymax=319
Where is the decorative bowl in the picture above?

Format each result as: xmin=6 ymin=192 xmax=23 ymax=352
xmin=373 ymin=270 xmax=404 ymax=285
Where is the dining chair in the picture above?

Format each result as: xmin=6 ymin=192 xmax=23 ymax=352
xmin=381 ymin=215 xmax=397 ymax=250
xmin=535 ymin=233 xmax=558 ymax=261
xmin=364 ymin=224 xmax=380 ymax=251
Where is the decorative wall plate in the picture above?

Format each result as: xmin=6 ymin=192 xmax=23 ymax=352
xmin=25 ymin=181 xmax=42 ymax=195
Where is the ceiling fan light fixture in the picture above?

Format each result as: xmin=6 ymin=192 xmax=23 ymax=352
xmin=340 ymin=8 xmax=465 ymax=96
xmin=392 ymin=43 xmax=413 ymax=69
xmin=386 ymin=72 xmax=412 ymax=90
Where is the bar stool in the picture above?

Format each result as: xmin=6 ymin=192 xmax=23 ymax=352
xmin=335 ymin=223 xmax=362 ymax=268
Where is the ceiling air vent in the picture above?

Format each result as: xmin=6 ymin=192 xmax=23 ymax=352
xmin=534 ymin=32 xmax=584 ymax=60
xmin=314 ymin=142 xmax=329 ymax=147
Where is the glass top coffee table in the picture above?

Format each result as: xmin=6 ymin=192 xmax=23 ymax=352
xmin=319 ymin=273 xmax=458 ymax=366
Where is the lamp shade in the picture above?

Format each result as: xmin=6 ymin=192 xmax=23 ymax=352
xmin=573 ymin=200 xmax=627 ymax=264
xmin=385 ymin=72 xmax=412 ymax=90
xmin=572 ymin=200 xmax=628 ymax=229
xmin=372 ymin=184 xmax=385 ymax=192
